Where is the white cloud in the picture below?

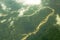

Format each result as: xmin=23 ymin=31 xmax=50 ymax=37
xmin=18 ymin=8 xmax=26 ymax=16
xmin=0 ymin=19 xmax=7 ymax=23
xmin=1 ymin=3 xmax=7 ymax=10
xmin=9 ymin=21 xmax=14 ymax=26
xmin=56 ymin=14 xmax=60 ymax=25
xmin=15 ymin=0 xmax=41 ymax=5
xmin=23 ymin=0 xmax=41 ymax=5
xmin=18 ymin=7 xmax=30 ymax=17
